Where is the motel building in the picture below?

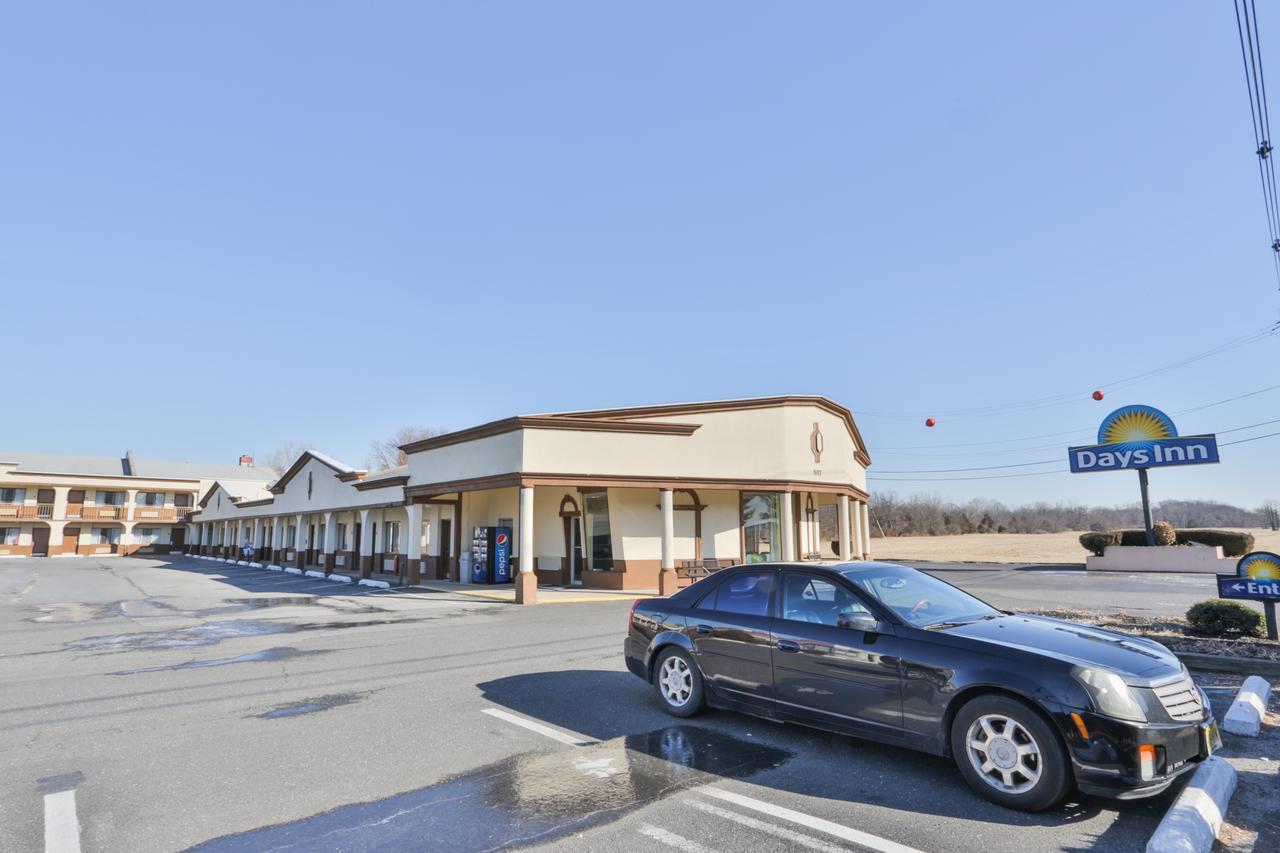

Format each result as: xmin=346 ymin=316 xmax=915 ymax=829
xmin=187 ymin=397 xmax=873 ymax=603
xmin=0 ymin=452 xmax=275 ymax=558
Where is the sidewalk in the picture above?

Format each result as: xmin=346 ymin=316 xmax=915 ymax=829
xmin=410 ymin=579 xmax=657 ymax=603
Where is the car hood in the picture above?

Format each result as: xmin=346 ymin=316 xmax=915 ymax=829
xmin=942 ymin=613 xmax=1183 ymax=682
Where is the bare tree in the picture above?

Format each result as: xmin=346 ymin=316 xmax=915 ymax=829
xmin=265 ymin=442 xmax=310 ymax=475
xmin=366 ymin=426 xmax=440 ymax=471
xmin=1261 ymin=501 xmax=1280 ymax=531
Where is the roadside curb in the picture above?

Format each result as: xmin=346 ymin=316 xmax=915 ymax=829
xmin=1145 ymin=755 xmax=1237 ymax=853
xmin=1223 ymin=675 xmax=1272 ymax=736
xmin=1175 ymin=651 xmax=1280 ymax=679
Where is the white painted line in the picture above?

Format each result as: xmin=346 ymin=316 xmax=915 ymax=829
xmin=43 ymin=789 xmax=81 ymax=853
xmin=1223 ymin=675 xmax=1271 ymax=737
xmin=700 ymin=789 xmax=924 ymax=853
xmin=481 ymin=708 xmax=595 ymax=747
xmin=684 ymin=797 xmax=846 ymax=853
xmin=1146 ymin=755 xmax=1237 ymax=853
xmin=637 ymin=824 xmax=719 ymax=853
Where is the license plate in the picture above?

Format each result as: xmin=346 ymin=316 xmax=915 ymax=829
xmin=1201 ymin=721 xmax=1221 ymax=756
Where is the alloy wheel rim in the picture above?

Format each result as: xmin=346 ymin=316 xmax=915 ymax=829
xmin=965 ymin=714 xmax=1042 ymax=794
xmin=659 ymin=657 xmax=693 ymax=707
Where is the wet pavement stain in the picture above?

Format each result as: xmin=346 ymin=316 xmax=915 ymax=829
xmin=67 ymin=616 xmax=440 ymax=653
xmin=31 ymin=599 xmax=187 ymax=623
xmin=110 ymin=646 xmax=328 ymax=675
xmin=257 ymin=693 xmax=364 ymax=719
xmin=186 ymin=725 xmax=791 ymax=851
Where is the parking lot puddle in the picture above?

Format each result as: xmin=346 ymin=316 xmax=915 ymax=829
xmin=110 ymin=646 xmax=327 ymax=675
xmin=257 ymin=692 xmax=364 ymax=719
xmin=187 ymin=726 xmax=790 ymax=851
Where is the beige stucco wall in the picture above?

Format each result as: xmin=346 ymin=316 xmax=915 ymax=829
xmin=405 ymin=431 xmax=524 ymax=489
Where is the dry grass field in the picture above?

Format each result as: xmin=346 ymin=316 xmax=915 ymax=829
xmin=871 ymin=528 xmax=1280 ymax=564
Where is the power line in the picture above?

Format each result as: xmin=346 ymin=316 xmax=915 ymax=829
xmin=1233 ymin=0 xmax=1280 ymax=291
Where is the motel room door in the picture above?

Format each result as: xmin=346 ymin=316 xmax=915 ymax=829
xmin=439 ymin=520 xmax=452 ymax=580
xmin=32 ymin=527 xmax=50 ymax=557
xmin=171 ymin=528 xmax=185 ymax=549
xmin=568 ymin=518 xmax=584 ymax=586
xmin=63 ymin=527 xmax=80 ymax=555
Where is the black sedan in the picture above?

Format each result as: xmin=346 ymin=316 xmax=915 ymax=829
xmin=624 ymin=561 xmax=1220 ymax=811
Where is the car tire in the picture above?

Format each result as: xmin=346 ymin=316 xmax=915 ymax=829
xmin=950 ymin=694 xmax=1072 ymax=812
xmin=653 ymin=647 xmax=705 ymax=718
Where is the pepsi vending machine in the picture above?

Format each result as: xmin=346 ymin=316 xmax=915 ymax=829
xmin=470 ymin=526 xmax=513 ymax=584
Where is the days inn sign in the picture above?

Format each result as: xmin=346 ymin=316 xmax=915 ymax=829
xmin=1068 ymin=405 xmax=1219 ymax=473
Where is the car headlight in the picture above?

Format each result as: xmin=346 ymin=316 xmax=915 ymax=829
xmin=1071 ymin=666 xmax=1147 ymax=722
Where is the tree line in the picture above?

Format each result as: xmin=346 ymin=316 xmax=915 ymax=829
xmin=869 ymin=492 xmax=1280 ymax=537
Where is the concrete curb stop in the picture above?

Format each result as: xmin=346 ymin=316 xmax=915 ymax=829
xmin=1145 ymin=755 xmax=1237 ymax=853
xmin=1223 ymin=675 xmax=1272 ymax=737
xmin=284 ymin=567 xmax=302 ymax=575
xmin=326 ymin=574 xmax=353 ymax=583
xmin=358 ymin=579 xmax=390 ymax=589
xmin=266 ymin=565 xmax=283 ymax=572
xmin=303 ymin=570 xmax=326 ymax=579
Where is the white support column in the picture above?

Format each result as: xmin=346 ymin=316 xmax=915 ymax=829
xmin=322 ymin=511 xmax=336 ymax=573
xmin=779 ymin=492 xmax=795 ymax=562
xmin=358 ymin=508 xmax=373 ymax=578
xmin=516 ymin=486 xmax=537 ymax=604
xmin=850 ymin=500 xmax=864 ymax=560
xmin=405 ymin=502 xmax=423 ymax=585
xmin=860 ymin=501 xmax=872 ymax=559
xmin=221 ymin=521 xmax=229 ymax=557
xmin=838 ymin=494 xmax=852 ymax=561
xmin=659 ymin=488 xmax=677 ymax=596
xmin=294 ymin=514 xmax=307 ymax=568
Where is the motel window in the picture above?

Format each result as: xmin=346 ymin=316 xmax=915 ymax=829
xmin=286 ymin=526 xmax=296 ymax=548
xmin=818 ymin=504 xmax=840 ymax=558
xmin=136 ymin=527 xmax=159 ymax=544
xmin=315 ymin=526 xmax=325 ymax=552
xmin=1 ymin=488 xmax=25 ymax=504
xmin=94 ymin=527 xmax=121 ymax=545
xmin=0 ymin=528 xmax=19 ymax=545
xmin=742 ymin=493 xmax=782 ymax=563
xmin=384 ymin=522 xmax=400 ymax=553
xmin=137 ymin=492 xmax=165 ymax=506
xmin=583 ymin=491 xmax=614 ymax=571
xmin=336 ymin=524 xmax=347 ymax=551
xmin=96 ymin=491 xmax=125 ymax=506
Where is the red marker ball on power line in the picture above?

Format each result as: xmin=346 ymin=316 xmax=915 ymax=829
xmin=925 ymin=418 xmax=936 ymax=427
xmin=1092 ymin=390 xmax=1104 ymax=401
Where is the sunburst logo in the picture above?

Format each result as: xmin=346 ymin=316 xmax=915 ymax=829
xmin=1239 ymin=551 xmax=1280 ymax=580
xmin=1096 ymin=405 xmax=1178 ymax=447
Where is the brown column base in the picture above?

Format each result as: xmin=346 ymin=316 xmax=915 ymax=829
xmin=324 ymin=553 xmax=336 ymax=573
xmin=359 ymin=555 xmax=373 ymax=579
xmin=407 ymin=558 xmax=421 ymax=585
xmin=515 ymin=571 xmax=538 ymax=605
xmin=659 ymin=568 xmax=680 ymax=597
xmin=294 ymin=550 xmax=305 ymax=570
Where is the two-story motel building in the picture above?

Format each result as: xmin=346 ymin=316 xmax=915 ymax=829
xmin=0 ymin=452 xmax=275 ymax=558
xmin=186 ymin=396 xmax=873 ymax=603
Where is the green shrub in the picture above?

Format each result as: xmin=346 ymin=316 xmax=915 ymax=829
xmin=1177 ymin=529 xmax=1255 ymax=557
xmin=1152 ymin=520 xmax=1176 ymax=546
xmin=1079 ymin=532 xmax=1118 ymax=556
xmin=1186 ymin=600 xmax=1262 ymax=637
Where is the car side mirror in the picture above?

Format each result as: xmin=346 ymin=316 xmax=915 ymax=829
xmin=837 ymin=612 xmax=880 ymax=633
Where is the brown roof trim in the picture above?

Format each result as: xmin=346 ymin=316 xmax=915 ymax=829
xmin=4 ymin=470 xmax=202 ymax=484
xmin=353 ymin=475 xmax=410 ymax=491
xmin=269 ymin=452 xmax=363 ymax=494
xmin=404 ymin=471 xmax=870 ymax=503
xmin=547 ymin=396 xmax=872 ymax=466
xmin=400 ymin=416 xmax=700 ymax=454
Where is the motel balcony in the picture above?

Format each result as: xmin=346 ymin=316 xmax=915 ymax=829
xmin=0 ymin=503 xmax=55 ymax=520
xmin=72 ymin=505 xmax=129 ymax=520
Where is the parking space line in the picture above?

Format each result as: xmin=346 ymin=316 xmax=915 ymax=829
xmin=700 ymin=789 xmax=923 ymax=853
xmin=683 ymin=797 xmax=847 ymax=852
xmin=637 ymin=824 xmax=720 ymax=853
xmin=43 ymin=789 xmax=81 ymax=853
xmin=481 ymin=708 xmax=595 ymax=747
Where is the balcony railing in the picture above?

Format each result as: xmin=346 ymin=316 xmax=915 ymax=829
xmin=80 ymin=505 xmax=127 ymax=520
xmin=132 ymin=506 xmax=179 ymax=521
xmin=0 ymin=503 xmax=54 ymax=520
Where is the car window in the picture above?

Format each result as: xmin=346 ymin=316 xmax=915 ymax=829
xmin=780 ymin=574 xmax=867 ymax=626
xmin=700 ymin=571 xmax=774 ymax=617
xmin=843 ymin=565 xmax=998 ymax=628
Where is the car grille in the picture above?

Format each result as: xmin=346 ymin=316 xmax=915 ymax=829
xmin=1152 ymin=674 xmax=1204 ymax=722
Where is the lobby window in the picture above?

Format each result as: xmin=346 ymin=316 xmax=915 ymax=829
xmin=583 ymin=491 xmax=614 ymax=571
xmin=0 ymin=528 xmax=19 ymax=545
xmin=137 ymin=492 xmax=165 ymax=506
xmin=1 ymin=488 xmax=24 ymax=504
xmin=742 ymin=493 xmax=782 ymax=563
xmin=384 ymin=522 xmax=400 ymax=553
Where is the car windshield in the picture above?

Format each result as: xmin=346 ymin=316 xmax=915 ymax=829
xmin=842 ymin=564 xmax=1000 ymax=629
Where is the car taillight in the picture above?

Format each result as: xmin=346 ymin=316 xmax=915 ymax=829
xmin=628 ymin=599 xmax=639 ymax=632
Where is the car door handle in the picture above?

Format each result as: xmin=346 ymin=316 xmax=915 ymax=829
xmin=777 ymin=639 xmax=800 ymax=652
xmin=694 ymin=624 xmax=713 ymax=635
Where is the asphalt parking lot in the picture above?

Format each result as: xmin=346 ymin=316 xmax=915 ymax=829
xmin=0 ymin=555 xmax=1261 ymax=852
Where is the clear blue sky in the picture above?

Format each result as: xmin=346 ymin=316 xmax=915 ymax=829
xmin=3 ymin=2 xmax=1278 ymax=509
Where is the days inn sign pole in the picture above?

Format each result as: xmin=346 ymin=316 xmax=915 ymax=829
xmin=1068 ymin=405 xmax=1219 ymax=546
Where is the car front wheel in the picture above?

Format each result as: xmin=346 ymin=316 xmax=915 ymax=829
xmin=950 ymin=695 xmax=1072 ymax=811
xmin=653 ymin=648 xmax=705 ymax=718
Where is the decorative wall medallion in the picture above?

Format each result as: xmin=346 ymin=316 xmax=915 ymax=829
xmin=810 ymin=422 xmax=824 ymax=464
